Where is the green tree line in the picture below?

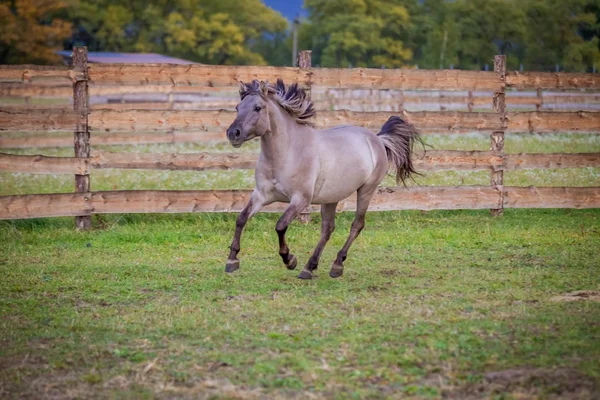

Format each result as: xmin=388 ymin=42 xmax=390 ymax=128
xmin=1 ymin=0 xmax=600 ymax=71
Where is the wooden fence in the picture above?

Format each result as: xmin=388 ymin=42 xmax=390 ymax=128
xmin=1 ymin=48 xmax=599 ymax=228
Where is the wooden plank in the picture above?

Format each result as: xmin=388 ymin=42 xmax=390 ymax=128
xmin=505 ymin=153 xmax=600 ymax=169
xmin=507 ymin=72 xmax=600 ymax=90
xmin=310 ymin=69 xmax=501 ymax=91
xmin=348 ymin=186 xmax=502 ymax=211
xmin=0 ymin=153 xmax=88 ymax=174
xmin=91 ymin=151 xmax=257 ymax=170
xmin=88 ymin=64 xmax=310 ymax=87
xmin=318 ymin=111 xmax=503 ymax=132
xmin=0 ymin=65 xmax=79 ymax=83
xmin=2 ymin=109 xmax=598 ymax=142
xmin=0 ymin=186 xmax=501 ymax=220
xmin=86 ymin=109 xmax=503 ymax=133
xmin=504 ymin=187 xmax=600 ymax=208
xmin=0 ymin=131 xmax=225 ymax=149
xmin=0 ymin=192 xmax=92 ymax=219
xmin=90 ymin=85 xmax=238 ymax=96
xmin=0 ymin=150 xmax=502 ymax=173
xmin=0 ymin=84 xmax=72 ymax=97
xmin=0 ymin=109 xmax=78 ymax=131
xmin=87 ymin=64 xmax=502 ymax=91
xmin=2 ymin=186 xmax=598 ymax=220
xmin=506 ymin=111 xmax=600 ymax=133
xmin=4 ymin=151 xmax=596 ymax=174
xmin=415 ymin=150 xmax=503 ymax=171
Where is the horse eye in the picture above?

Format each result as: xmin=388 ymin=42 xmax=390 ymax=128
xmin=254 ymin=106 xmax=262 ymax=112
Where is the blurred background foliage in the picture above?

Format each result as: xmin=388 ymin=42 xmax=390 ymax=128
xmin=1 ymin=0 xmax=600 ymax=71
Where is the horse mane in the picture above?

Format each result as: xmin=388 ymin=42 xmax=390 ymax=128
xmin=239 ymin=79 xmax=316 ymax=126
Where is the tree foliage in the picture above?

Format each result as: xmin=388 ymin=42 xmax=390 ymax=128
xmin=64 ymin=0 xmax=288 ymax=65
xmin=2 ymin=0 xmax=600 ymax=71
xmin=0 ymin=0 xmax=72 ymax=64
xmin=303 ymin=0 xmax=413 ymax=68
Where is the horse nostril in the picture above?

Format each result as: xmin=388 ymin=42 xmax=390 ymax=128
xmin=234 ymin=129 xmax=241 ymax=138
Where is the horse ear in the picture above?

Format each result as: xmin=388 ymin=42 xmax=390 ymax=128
xmin=239 ymin=81 xmax=248 ymax=97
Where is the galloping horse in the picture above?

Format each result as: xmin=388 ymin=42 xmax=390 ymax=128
xmin=225 ymin=79 xmax=422 ymax=279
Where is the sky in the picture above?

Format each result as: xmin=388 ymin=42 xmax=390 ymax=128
xmin=263 ymin=0 xmax=305 ymax=20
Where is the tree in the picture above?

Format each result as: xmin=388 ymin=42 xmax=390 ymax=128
xmin=522 ymin=0 xmax=600 ymax=71
xmin=63 ymin=0 xmax=288 ymax=65
xmin=303 ymin=0 xmax=413 ymax=68
xmin=0 ymin=0 xmax=72 ymax=64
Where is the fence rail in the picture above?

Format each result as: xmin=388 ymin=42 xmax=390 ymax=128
xmin=1 ymin=151 xmax=599 ymax=174
xmin=2 ymin=186 xmax=599 ymax=221
xmin=2 ymin=109 xmax=600 ymax=135
xmin=1 ymin=48 xmax=599 ymax=226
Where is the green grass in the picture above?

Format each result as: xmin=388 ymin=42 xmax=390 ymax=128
xmin=1 ymin=131 xmax=599 ymax=397
xmin=1 ymin=210 xmax=599 ymax=398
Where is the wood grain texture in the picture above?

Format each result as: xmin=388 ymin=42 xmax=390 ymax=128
xmin=506 ymin=72 xmax=600 ymax=90
xmin=88 ymin=64 xmax=311 ymax=87
xmin=90 ymin=151 xmax=257 ymax=171
xmin=505 ymin=153 xmax=600 ymax=169
xmin=491 ymin=55 xmax=507 ymax=215
xmin=0 ymin=186 xmax=500 ymax=220
xmin=0 ymin=132 xmax=226 ymax=149
xmin=2 ymin=186 xmax=598 ymax=220
xmin=0 ymin=65 xmax=78 ymax=83
xmin=504 ymin=187 xmax=600 ymax=208
xmin=0 ymin=153 xmax=89 ymax=174
xmin=2 ymin=109 xmax=599 ymax=136
xmin=3 ymin=151 xmax=597 ymax=174
xmin=85 ymin=109 xmax=504 ymax=133
xmin=72 ymin=47 xmax=91 ymax=230
xmin=87 ymin=64 xmax=502 ymax=91
xmin=507 ymin=111 xmax=600 ymax=133
xmin=0 ymin=108 xmax=78 ymax=131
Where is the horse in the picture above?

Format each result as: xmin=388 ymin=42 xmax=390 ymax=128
xmin=224 ymin=79 xmax=422 ymax=279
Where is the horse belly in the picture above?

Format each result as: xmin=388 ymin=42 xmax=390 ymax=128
xmin=311 ymin=163 xmax=371 ymax=204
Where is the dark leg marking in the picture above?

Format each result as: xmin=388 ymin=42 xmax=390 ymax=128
xmin=276 ymin=198 xmax=309 ymax=270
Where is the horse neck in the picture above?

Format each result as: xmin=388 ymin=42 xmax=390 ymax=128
xmin=260 ymin=101 xmax=298 ymax=164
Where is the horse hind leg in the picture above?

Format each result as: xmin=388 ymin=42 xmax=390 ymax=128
xmin=330 ymin=185 xmax=376 ymax=278
xmin=298 ymin=203 xmax=337 ymax=280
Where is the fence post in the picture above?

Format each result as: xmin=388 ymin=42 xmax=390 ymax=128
xmin=491 ymin=55 xmax=506 ymax=216
xmin=297 ymin=50 xmax=312 ymax=224
xmin=73 ymin=47 xmax=91 ymax=230
xmin=536 ymin=88 xmax=542 ymax=111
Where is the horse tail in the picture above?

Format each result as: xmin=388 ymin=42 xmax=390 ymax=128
xmin=377 ymin=116 xmax=424 ymax=185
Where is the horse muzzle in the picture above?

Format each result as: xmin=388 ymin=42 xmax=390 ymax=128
xmin=226 ymin=126 xmax=244 ymax=148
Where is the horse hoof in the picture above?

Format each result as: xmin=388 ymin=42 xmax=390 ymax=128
xmin=297 ymin=270 xmax=313 ymax=280
xmin=286 ymin=254 xmax=297 ymax=270
xmin=225 ymin=259 xmax=240 ymax=273
xmin=329 ymin=264 xmax=344 ymax=278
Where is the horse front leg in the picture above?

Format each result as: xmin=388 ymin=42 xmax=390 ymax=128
xmin=276 ymin=196 xmax=310 ymax=270
xmin=225 ymin=191 xmax=266 ymax=273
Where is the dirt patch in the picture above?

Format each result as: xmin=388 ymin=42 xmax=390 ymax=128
xmin=551 ymin=290 xmax=600 ymax=302
xmin=445 ymin=367 xmax=599 ymax=400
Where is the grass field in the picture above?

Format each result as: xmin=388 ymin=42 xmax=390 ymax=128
xmin=0 ymin=210 xmax=599 ymax=399
xmin=1 ymin=131 xmax=600 ymax=398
